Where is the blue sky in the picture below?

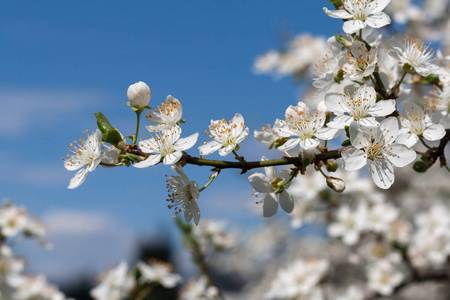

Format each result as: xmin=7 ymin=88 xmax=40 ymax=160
xmin=1 ymin=1 xmax=338 ymax=283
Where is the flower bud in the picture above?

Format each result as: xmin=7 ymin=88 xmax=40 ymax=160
xmin=326 ymin=177 xmax=345 ymax=193
xmin=127 ymin=81 xmax=151 ymax=109
xmin=326 ymin=160 xmax=338 ymax=172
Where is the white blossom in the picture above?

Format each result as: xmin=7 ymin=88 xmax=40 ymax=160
xmin=0 ymin=203 xmax=28 ymax=238
xmin=367 ymin=260 xmax=404 ymax=296
xmin=134 ymin=125 xmax=198 ymax=168
xmin=265 ymin=259 xmax=328 ymax=300
xmin=180 ymin=276 xmax=219 ymax=300
xmin=146 ymin=95 xmax=183 ymax=131
xmin=274 ymin=102 xmax=340 ymax=151
xmin=342 ymin=41 xmax=378 ymax=80
xmin=328 ymin=204 xmax=368 ymax=245
xmin=166 ymin=166 xmax=201 ymax=226
xmin=90 ymin=261 xmax=134 ymax=300
xmin=341 ymin=118 xmax=416 ymax=189
xmin=254 ymin=119 xmax=283 ymax=148
xmin=388 ymin=35 xmax=440 ymax=76
xmin=137 ymin=260 xmax=182 ymax=288
xmin=396 ymin=103 xmax=446 ymax=147
xmin=198 ymin=113 xmax=249 ymax=156
xmin=248 ymin=157 xmax=294 ymax=217
xmin=323 ymin=0 xmax=391 ymax=34
xmin=192 ymin=219 xmax=235 ymax=251
xmin=64 ymin=129 xmax=103 ymax=189
xmin=325 ymin=84 xmax=396 ymax=129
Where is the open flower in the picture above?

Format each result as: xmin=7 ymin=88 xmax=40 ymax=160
xmin=341 ymin=118 xmax=416 ymax=189
xmin=342 ymin=41 xmax=378 ymax=80
xmin=90 ymin=261 xmax=134 ymax=300
xmin=329 ymin=203 xmax=368 ymax=245
xmin=274 ymin=102 xmax=340 ymax=150
xmin=367 ymin=261 xmax=404 ymax=296
xmin=137 ymin=260 xmax=182 ymax=288
xmin=396 ymin=103 xmax=446 ymax=147
xmin=323 ymin=0 xmax=391 ymax=34
xmin=248 ymin=157 xmax=294 ymax=217
xmin=64 ymin=129 xmax=103 ymax=189
xmin=388 ymin=35 xmax=440 ymax=76
xmin=146 ymin=95 xmax=183 ymax=132
xmin=254 ymin=119 xmax=284 ymax=148
xmin=134 ymin=125 xmax=198 ymax=168
xmin=198 ymin=113 xmax=249 ymax=156
xmin=325 ymin=84 xmax=396 ymax=128
xmin=166 ymin=166 xmax=200 ymax=226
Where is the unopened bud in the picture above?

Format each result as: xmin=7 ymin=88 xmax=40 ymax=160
xmin=334 ymin=69 xmax=344 ymax=83
xmin=326 ymin=177 xmax=345 ymax=193
xmin=413 ymin=161 xmax=430 ymax=173
xmin=127 ymin=81 xmax=151 ymax=109
xmin=334 ymin=34 xmax=351 ymax=48
xmin=326 ymin=160 xmax=338 ymax=172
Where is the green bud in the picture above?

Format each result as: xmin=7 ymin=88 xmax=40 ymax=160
xmin=95 ymin=112 xmax=126 ymax=150
xmin=326 ymin=160 xmax=338 ymax=172
xmin=413 ymin=161 xmax=430 ymax=173
xmin=334 ymin=69 xmax=344 ymax=84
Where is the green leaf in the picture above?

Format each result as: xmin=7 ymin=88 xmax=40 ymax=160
xmin=95 ymin=112 xmax=126 ymax=149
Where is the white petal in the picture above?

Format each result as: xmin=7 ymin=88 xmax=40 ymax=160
xmin=388 ymin=48 xmax=404 ymax=62
xmin=174 ymin=132 xmax=199 ymax=151
xmin=368 ymin=159 xmax=395 ymax=189
xmin=133 ymin=154 xmax=161 ymax=168
xmin=263 ymin=193 xmax=278 ymax=218
xmin=248 ymin=173 xmax=272 ymax=193
xmin=279 ymin=190 xmax=294 ymax=213
xmin=299 ymin=138 xmax=320 ymax=150
xmin=235 ymin=127 xmax=250 ymax=144
xmin=385 ymin=144 xmax=416 ymax=167
xmin=342 ymin=20 xmax=367 ymax=34
xmin=172 ymin=165 xmax=190 ymax=186
xmin=315 ymin=127 xmax=341 ymax=140
xmin=198 ymin=141 xmax=222 ymax=155
xmin=372 ymin=0 xmax=391 ymax=13
xmin=341 ymin=148 xmax=367 ymax=170
xmin=67 ymin=167 xmax=89 ymax=189
xmin=396 ymin=132 xmax=418 ymax=148
xmin=277 ymin=138 xmax=300 ymax=151
xmin=323 ymin=7 xmax=353 ymax=19
xmin=189 ymin=181 xmax=200 ymax=201
xmin=423 ymin=124 xmax=446 ymax=141
xmin=327 ymin=115 xmax=352 ymax=129
xmin=365 ymin=12 xmax=391 ymax=28
xmin=380 ymin=117 xmax=399 ymax=141
xmin=349 ymin=121 xmax=369 ymax=148
xmin=139 ymin=138 xmax=160 ymax=154
xmin=358 ymin=117 xmax=379 ymax=127
xmin=261 ymin=157 xmax=277 ymax=180
xmin=367 ymin=100 xmax=396 ymax=117
xmin=218 ymin=144 xmax=235 ymax=156
xmin=184 ymin=201 xmax=201 ymax=226
xmin=163 ymin=151 xmax=182 ymax=165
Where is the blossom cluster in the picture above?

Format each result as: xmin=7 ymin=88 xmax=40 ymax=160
xmin=0 ymin=201 xmax=69 ymax=300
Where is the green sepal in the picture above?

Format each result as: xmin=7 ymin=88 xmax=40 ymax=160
xmin=334 ymin=34 xmax=351 ymax=48
xmin=341 ymin=139 xmax=351 ymax=147
xmin=144 ymin=105 xmax=152 ymax=110
xmin=95 ymin=112 xmax=126 ymax=149
xmin=123 ymin=153 xmax=142 ymax=162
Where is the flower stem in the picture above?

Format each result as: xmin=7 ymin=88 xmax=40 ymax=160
xmin=395 ymin=71 xmax=407 ymax=88
xmin=199 ymin=171 xmax=219 ymax=192
xmin=133 ymin=110 xmax=143 ymax=145
xmin=318 ymin=167 xmax=329 ymax=179
xmin=418 ymin=135 xmax=434 ymax=150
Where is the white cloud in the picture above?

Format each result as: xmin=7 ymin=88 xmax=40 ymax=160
xmin=0 ymin=88 xmax=109 ymax=136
